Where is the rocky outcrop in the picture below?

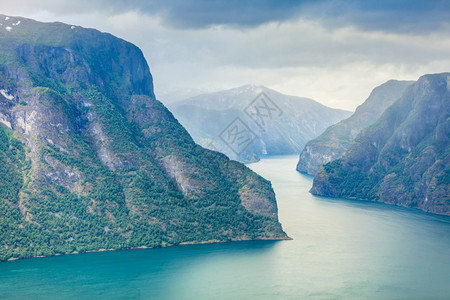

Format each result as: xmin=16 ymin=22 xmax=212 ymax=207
xmin=297 ymin=80 xmax=414 ymax=175
xmin=311 ymin=73 xmax=450 ymax=216
xmin=0 ymin=15 xmax=287 ymax=261
xmin=296 ymin=143 xmax=347 ymax=175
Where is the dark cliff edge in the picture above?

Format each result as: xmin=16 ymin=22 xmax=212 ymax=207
xmin=311 ymin=73 xmax=450 ymax=216
xmin=0 ymin=15 xmax=287 ymax=261
xmin=297 ymin=80 xmax=414 ymax=175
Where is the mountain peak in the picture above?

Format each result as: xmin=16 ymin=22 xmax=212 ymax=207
xmin=297 ymin=79 xmax=414 ymax=175
xmin=221 ymin=84 xmax=267 ymax=97
xmin=170 ymin=85 xmax=351 ymax=163
xmin=0 ymin=16 xmax=287 ymax=261
xmin=311 ymin=72 xmax=449 ymax=215
xmin=239 ymin=84 xmax=266 ymax=90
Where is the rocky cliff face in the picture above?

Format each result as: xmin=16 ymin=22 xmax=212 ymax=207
xmin=311 ymin=73 xmax=450 ymax=216
xmin=0 ymin=15 xmax=287 ymax=261
xmin=297 ymin=80 xmax=414 ymax=175
xmin=169 ymin=85 xmax=351 ymax=163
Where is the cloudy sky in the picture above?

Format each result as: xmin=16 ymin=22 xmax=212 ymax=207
xmin=1 ymin=0 xmax=449 ymax=110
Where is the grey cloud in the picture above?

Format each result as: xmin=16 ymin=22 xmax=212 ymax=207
xmin=4 ymin=0 xmax=450 ymax=33
xmin=304 ymin=0 xmax=450 ymax=33
xmin=103 ymin=0 xmax=450 ymax=33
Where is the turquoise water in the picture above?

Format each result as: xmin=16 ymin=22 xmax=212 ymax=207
xmin=1 ymin=156 xmax=449 ymax=299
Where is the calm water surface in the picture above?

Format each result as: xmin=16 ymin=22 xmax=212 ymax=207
xmin=1 ymin=156 xmax=449 ymax=299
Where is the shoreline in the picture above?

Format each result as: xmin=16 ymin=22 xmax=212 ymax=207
xmin=2 ymin=236 xmax=292 ymax=263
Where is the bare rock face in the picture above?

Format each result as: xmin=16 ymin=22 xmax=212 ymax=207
xmin=311 ymin=73 xmax=450 ymax=216
xmin=296 ymin=144 xmax=346 ymax=175
xmin=297 ymin=80 xmax=414 ymax=175
xmin=0 ymin=15 xmax=287 ymax=261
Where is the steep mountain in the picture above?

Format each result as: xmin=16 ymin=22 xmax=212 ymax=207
xmin=311 ymin=73 xmax=450 ymax=215
xmin=297 ymin=80 xmax=414 ymax=175
xmin=169 ymin=85 xmax=351 ymax=163
xmin=0 ymin=15 xmax=287 ymax=261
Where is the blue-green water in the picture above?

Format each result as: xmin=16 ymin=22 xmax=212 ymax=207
xmin=1 ymin=156 xmax=449 ymax=299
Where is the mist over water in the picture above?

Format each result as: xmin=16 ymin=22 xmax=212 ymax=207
xmin=1 ymin=156 xmax=449 ymax=299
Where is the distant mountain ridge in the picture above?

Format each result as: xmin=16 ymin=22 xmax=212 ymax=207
xmin=297 ymin=80 xmax=414 ymax=175
xmin=311 ymin=73 xmax=450 ymax=215
xmin=169 ymin=85 xmax=352 ymax=163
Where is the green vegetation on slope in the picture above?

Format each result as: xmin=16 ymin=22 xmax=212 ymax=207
xmin=311 ymin=73 xmax=450 ymax=215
